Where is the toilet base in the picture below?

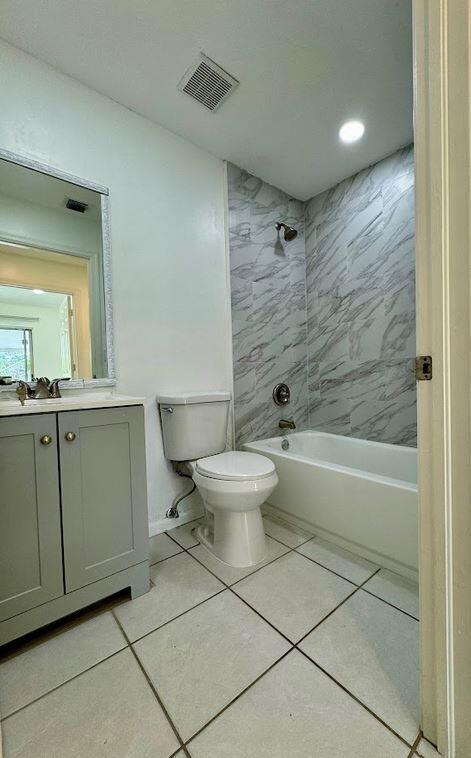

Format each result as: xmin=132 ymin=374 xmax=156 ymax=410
xmin=197 ymin=507 xmax=266 ymax=568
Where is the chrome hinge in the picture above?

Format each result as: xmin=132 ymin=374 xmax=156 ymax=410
xmin=415 ymin=355 xmax=432 ymax=381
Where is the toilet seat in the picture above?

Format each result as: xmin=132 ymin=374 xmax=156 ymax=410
xmin=196 ymin=451 xmax=275 ymax=481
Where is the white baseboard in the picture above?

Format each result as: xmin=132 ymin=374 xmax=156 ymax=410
xmin=149 ymin=500 xmax=204 ymax=537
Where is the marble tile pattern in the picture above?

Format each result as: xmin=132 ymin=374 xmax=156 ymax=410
xmin=305 ymin=145 xmax=416 ymax=445
xmin=228 ymin=146 xmax=416 ymax=447
xmin=227 ymin=163 xmax=309 ymax=446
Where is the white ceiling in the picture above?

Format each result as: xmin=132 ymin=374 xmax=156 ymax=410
xmin=0 ymin=160 xmax=102 ymax=221
xmin=0 ymin=283 xmax=67 ymax=309
xmin=0 ymin=0 xmax=413 ymax=200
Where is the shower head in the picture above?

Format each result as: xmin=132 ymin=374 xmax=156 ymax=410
xmin=275 ymin=222 xmax=298 ymax=241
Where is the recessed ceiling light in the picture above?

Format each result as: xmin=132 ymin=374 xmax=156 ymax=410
xmin=33 ymin=289 xmax=44 ymax=295
xmin=339 ymin=120 xmax=365 ymax=144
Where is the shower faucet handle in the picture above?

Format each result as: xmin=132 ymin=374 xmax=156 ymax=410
xmin=273 ymin=383 xmax=290 ymax=406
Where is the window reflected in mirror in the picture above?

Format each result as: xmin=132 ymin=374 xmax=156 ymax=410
xmin=0 ymin=158 xmax=109 ymax=381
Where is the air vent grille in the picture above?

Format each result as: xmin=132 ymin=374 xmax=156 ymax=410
xmin=66 ymin=198 xmax=88 ymax=213
xmin=178 ymin=54 xmax=238 ymax=112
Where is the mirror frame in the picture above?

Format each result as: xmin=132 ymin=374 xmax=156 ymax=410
xmin=0 ymin=148 xmax=115 ymax=389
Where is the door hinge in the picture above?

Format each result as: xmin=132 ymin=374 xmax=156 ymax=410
xmin=415 ymin=355 xmax=432 ymax=381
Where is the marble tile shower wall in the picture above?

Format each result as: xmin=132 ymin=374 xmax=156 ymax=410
xmin=228 ymin=163 xmax=308 ymax=446
xmin=305 ymin=145 xmax=416 ymax=446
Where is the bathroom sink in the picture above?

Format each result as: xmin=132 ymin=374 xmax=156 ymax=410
xmin=0 ymin=393 xmax=145 ymax=416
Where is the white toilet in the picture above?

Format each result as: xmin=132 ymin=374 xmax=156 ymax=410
xmin=157 ymin=391 xmax=278 ymax=567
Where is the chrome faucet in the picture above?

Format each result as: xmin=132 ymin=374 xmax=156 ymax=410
xmin=279 ymin=418 xmax=296 ymax=430
xmin=34 ymin=377 xmax=51 ymax=399
xmin=49 ymin=378 xmax=69 ymax=398
xmin=16 ymin=380 xmax=34 ymax=406
xmin=15 ymin=377 xmax=70 ymax=405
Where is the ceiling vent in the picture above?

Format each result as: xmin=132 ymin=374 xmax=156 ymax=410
xmin=178 ymin=53 xmax=238 ymax=112
xmin=66 ymin=198 xmax=88 ymax=213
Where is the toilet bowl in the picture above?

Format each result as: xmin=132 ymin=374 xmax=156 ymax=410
xmin=191 ymin=451 xmax=278 ymax=567
xmin=157 ymin=391 xmax=278 ymax=568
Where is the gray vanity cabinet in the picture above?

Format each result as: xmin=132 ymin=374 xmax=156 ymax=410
xmin=0 ymin=415 xmax=63 ymax=622
xmin=58 ymin=406 xmax=147 ymax=591
xmin=0 ymin=402 xmax=149 ymax=646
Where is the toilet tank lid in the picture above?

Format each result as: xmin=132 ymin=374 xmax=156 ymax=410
xmin=196 ymin=451 xmax=275 ymax=481
xmin=157 ymin=391 xmax=230 ymax=405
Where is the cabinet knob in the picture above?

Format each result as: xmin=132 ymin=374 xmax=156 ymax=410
xmin=65 ymin=432 xmax=76 ymax=442
xmin=40 ymin=434 xmax=53 ymax=446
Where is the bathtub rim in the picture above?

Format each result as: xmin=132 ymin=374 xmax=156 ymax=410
xmin=243 ymin=430 xmax=418 ymax=492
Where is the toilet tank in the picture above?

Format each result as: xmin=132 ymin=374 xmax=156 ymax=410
xmin=157 ymin=391 xmax=230 ymax=461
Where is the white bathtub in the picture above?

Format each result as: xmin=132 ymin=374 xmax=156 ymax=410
xmin=244 ymin=431 xmax=418 ymax=579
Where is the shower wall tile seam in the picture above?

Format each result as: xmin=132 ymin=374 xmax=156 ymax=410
xmin=228 ymin=145 xmax=416 ymax=448
xmin=228 ymin=160 xmax=309 ymax=446
xmin=304 ymin=144 xmax=416 ymax=447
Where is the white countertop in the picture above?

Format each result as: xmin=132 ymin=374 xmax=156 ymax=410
xmin=0 ymin=393 xmax=145 ymax=417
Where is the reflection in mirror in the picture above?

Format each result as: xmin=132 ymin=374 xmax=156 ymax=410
xmin=0 ymin=158 xmax=109 ymax=381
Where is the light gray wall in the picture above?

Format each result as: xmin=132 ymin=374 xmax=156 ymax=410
xmin=227 ymin=164 xmax=308 ymax=446
xmin=306 ymin=145 xmax=416 ymax=446
xmin=229 ymin=145 xmax=416 ymax=447
xmin=0 ymin=40 xmax=232 ymax=531
xmin=0 ymin=192 xmax=102 ymax=257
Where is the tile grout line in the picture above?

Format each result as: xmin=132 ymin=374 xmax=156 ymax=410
xmin=163 ymin=517 xmax=204 ymax=547
xmin=149 ymin=549 xmax=184 ymax=569
xmin=163 ymin=532 xmax=308 ymax=646
xmin=408 ymin=731 xmax=423 ymax=757
xmin=289 ymin=547 xmax=372 ymax=588
xmin=224 ymin=547 xmax=291 ymax=587
xmin=228 ymin=586 xmax=297 ymax=646
xmin=112 ymin=610 xmax=191 ymax=758
xmin=127 ymin=588 xmax=227 ymax=647
xmin=5 ymin=523 xmax=414 ymax=748
xmin=128 ymin=541 xmax=299 ymax=752
xmin=166 ymin=521 xmax=419 ymax=623
xmin=184 ymin=648 xmax=294 ymax=747
xmin=360 ymin=586 xmax=420 ymax=622
xmin=166 ymin=532 xmax=288 ymax=588
xmin=0 ymin=646 xmax=127 ymax=722
xmin=165 ymin=541 xmax=296 ymax=646
xmin=165 ymin=531 xmax=202 ymax=552
xmin=0 ymin=597 xmax=128 ymax=664
xmin=261 ymin=523 xmax=420 ymax=619
xmin=259 ymin=529 xmax=314 ymax=550
xmin=162 ymin=534 xmax=419 ymax=748
xmin=184 ymin=539 xmax=366 ymax=650
xmin=293 ymin=567 xmax=381 ymax=647
xmin=164 ymin=530 xmax=381 ymax=652
xmin=153 ymin=534 xmax=303 ymax=648
xmin=165 ymin=529 xmax=295 ymax=588
xmin=2 ymin=523 xmax=417 ymax=758
xmin=157 ymin=517 xmax=418 ymax=753
xmin=296 ymin=647 xmax=417 ymax=752
xmin=173 ymin=527 xmax=379 ymax=648
xmin=1 ymin=520 xmax=417 ymax=756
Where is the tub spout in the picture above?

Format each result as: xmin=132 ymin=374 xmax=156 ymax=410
xmin=279 ymin=419 xmax=296 ymax=430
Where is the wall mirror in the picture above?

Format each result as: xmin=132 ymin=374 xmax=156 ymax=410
xmin=0 ymin=152 xmax=114 ymax=386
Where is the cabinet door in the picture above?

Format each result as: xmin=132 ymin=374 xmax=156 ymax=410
xmin=0 ymin=414 xmax=63 ymax=622
xmin=59 ymin=406 xmax=148 ymax=591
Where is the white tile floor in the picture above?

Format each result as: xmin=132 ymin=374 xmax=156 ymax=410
xmin=0 ymin=514 xmax=439 ymax=758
